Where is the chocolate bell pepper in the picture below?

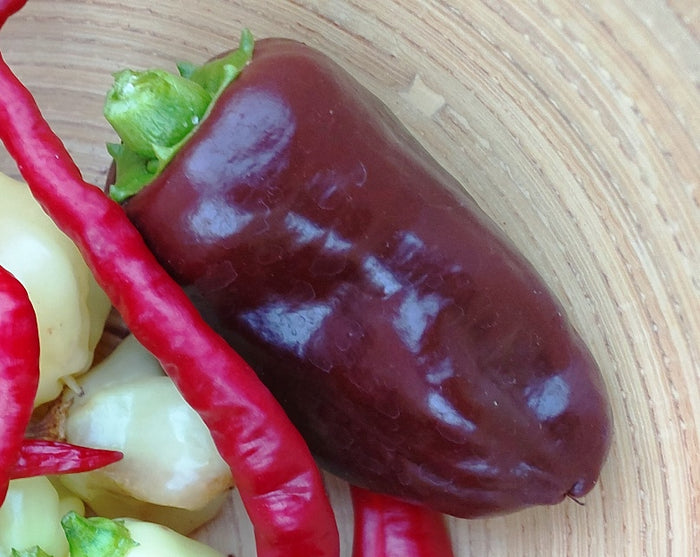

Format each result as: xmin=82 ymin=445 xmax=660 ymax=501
xmin=106 ymin=36 xmax=612 ymax=519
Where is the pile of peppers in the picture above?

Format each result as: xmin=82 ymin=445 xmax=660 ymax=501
xmin=0 ymin=1 xmax=339 ymax=555
xmin=0 ymin=0 xmax=613 ymax=555
xmin=0 ymin=2 xmax=452 ymax=552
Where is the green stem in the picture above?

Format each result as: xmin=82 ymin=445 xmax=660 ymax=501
xmin=105 ymin=29 xmax=254 ymax=202
xmin=104 ymin=69 xmax=211 ymax=160
xmin=60 ymin=511 xmax=138 ymax=557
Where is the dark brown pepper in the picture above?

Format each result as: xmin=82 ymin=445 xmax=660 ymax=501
xmin=117 ymin=38 xmax=612 ymax=518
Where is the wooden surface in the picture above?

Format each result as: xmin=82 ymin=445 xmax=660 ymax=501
xmin=1 ymin=1 xmax=698 ymax=556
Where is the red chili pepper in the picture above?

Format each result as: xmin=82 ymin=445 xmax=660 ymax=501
xmin=0 ymin=3 xmax=339 ymax=556
xmin=10 ymin=438 xmax=124 ymax=480
xmin=0 ymin=265 xmax=39 ymax=504
xmin=0 ymin=0 xmax=22 ymax=26
xmin=351 ymin=486 xmax=454 ymax=557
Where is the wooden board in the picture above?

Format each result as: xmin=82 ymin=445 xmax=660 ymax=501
xmin=1 ymin=1 xmax=698 ymax=556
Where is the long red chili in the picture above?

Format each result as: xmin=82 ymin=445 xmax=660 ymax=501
xmin=0 ymin=2 xmax=339 ymax=555
xmin=0 ymin=265 xmax=39 ymax=504
xmin=350 ymin=487 xmax=454 ymax=557
xmin=10 ymin=439 xmax=124 ymax=480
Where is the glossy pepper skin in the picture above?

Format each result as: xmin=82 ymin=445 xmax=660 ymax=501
xmin=118 ymin=38 xmax=612 ymax=518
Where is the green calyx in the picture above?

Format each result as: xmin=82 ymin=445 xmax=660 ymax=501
xmin=105 ymin=68 xmax=212 ymax=161
xmin=105 ymin=29 xmax=254 ymax=202
xmin=60 ymin=512 xmax=138 ymax=557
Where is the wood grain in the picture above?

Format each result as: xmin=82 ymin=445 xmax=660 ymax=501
xmin=0 ymin=1 xmax=697 ymax=556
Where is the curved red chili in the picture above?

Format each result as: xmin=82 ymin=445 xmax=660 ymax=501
xmin=0 ymin=264 xmax=39 ymax=504
xmin=351 ymin=486 xmax=454 ymax=557
xmin=0 ymin=2 xmax=339 ymax=556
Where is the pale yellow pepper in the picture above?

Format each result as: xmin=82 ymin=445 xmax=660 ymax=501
xmin=0 ymin=476 xmax=84 ymax=557
xmin=59 ymin=335 xmax=233 ymax=534
xmin=61 ymin=513 xmax=225 ymax=557
xmin=0 ymin=172 xmax=111 ymax=406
